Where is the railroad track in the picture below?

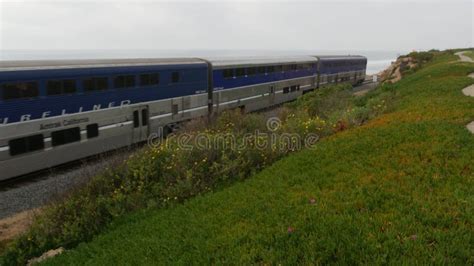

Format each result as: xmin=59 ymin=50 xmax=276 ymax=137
xmin=0 ymin=146 xmax=139 ymax=219
xmin=0 ymin=145 xmax=140 ymax=191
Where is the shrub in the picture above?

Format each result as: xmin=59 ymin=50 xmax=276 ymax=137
xmin=408 ymin=51 xmax=434 ymax=63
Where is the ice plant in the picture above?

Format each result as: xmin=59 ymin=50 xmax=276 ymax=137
xmin=287 ymin=226 xmax=294 ymax=234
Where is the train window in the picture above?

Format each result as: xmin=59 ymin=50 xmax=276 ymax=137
xmin=290 ymin=85 xmax=297 ymax=92
xmin=171 ymin=72 xmax=180 ymax=83
xmin=247 ymin=67 xmax=256 ymax=76
xmin=51 ymin=127 xmax=81 ymax=147
xmin=267 ymin=66 xmax=275 ymax=73
xmin=47 ymin=79 xmax=76 ymax=96
xmin=86 ymin=124 xmax=99 ymax=139
xmin=2 ymin=82 xmax=39 ymax=101
xmin=9 ymin=139 xmax=28 ymax=156
xmin=9 ymin=134 xmax=44 ymax=156
xmin=47 ymin=81 xmax=62 ymax=95
xmin=236 ymin=68 xmax=245 ymax=77
xmin=96 ymin=78 xmax=108 ymax=90
xmin=257 ymin=66 xmax=266 ymax=74
xmin=63 ymin=80 xmax=76 ymax=94
xmin=114 ymin=75 xmax=135 ymax=89
xmin=133 ymin=111 xmax=140 ymax=128
xmin=223 ymin=69 xmax=234 ymax=79
xmin=282 ymin=65 xmax=291 ymax=72
xmin=126 ymin=76 xmax=135 ymax=87
xmin=275 ymin=65 xmax=283 ymax=72
xmin=140 ymin=73 xmax=160 ymax=86
xmin=84 ymin=77 xmax=108 ymax=92
xmin=142 ymin=109 xmax=149 ymax=126
xmin=290 ymin=64 xmax=297 ymax=71
xmin=283 ymin=87 xmax=289 ymax=94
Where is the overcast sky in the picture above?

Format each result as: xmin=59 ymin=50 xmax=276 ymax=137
xmin=0 ymin=0 xmax=472 ymax=52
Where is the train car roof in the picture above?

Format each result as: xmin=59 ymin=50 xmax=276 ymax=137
xmin=0 ymin=58 xmax=206 ymax=72
xmin=0 ymin=55 xmax=367 ymax=72
xmin=315 ymin=55 xmax=367 ymax=61
xmin=205 ymin=56 xmax=318 ymax=69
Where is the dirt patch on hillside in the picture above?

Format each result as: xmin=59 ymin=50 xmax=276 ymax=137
xmin=0 ymin=209 xmax=39 ymax=252
xmin=377 ymin=56 xmax=420 ymax=84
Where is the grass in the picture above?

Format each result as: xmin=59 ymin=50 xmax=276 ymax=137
xmin=5 ymin=50 xmax=474 ymax=264
xmin=0 ymin=241 xmax=8 ymax=258
xmin=47 ymin=121 xmax=474 ymax=264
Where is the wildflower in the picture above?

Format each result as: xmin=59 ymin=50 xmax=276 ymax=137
xmin=287 ymin=226 xmax=294 ymax=234
xmin=410 ymin=234 xmax=418 ymax=240
xmin=309 ymin=198 xmax=316 ymax=204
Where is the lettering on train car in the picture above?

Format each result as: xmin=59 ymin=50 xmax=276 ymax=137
xmin=39 ymin=118 xmax=89 ymax=130
xmin=63 ymin=118 xmax=89 ymax=126
xmin=40 ymin=122 xmax=62 ymax=130
xmin=0 ymin=99 xmax=132 ymax=126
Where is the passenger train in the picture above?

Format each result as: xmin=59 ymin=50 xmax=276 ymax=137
xmin=0 ymin=55 xmax=367 ymax=181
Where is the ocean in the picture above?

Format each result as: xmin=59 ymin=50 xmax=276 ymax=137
xmin=0 ymin=49 xmax=404 ymax=74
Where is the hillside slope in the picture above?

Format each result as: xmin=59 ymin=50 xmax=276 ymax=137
xmin=44 ymin=52 xmax=474 ymax=264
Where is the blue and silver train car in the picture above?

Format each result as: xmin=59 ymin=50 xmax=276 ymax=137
xmin=316 ymin=55 xmax=367 ymax=86
xmin=208 ymin=56 xmax=318 ymax=113
xmin=0 ymin=55 xmax=367 ymax=181
xmin=0 ymin=58 xmax=209 ymax=180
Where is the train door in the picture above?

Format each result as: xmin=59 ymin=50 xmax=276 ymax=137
xmin=171 ymin=98 xmax=181 ymax=120
xmin=181 ymin=96 xmax=191 ymax=119
xmin=132 ymin=105 xmax=149 ymax=143
xmin=269 ymin=84 xmax=275 ymax=105
xmin=213 ymin=91 xmax=221 ymax=114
